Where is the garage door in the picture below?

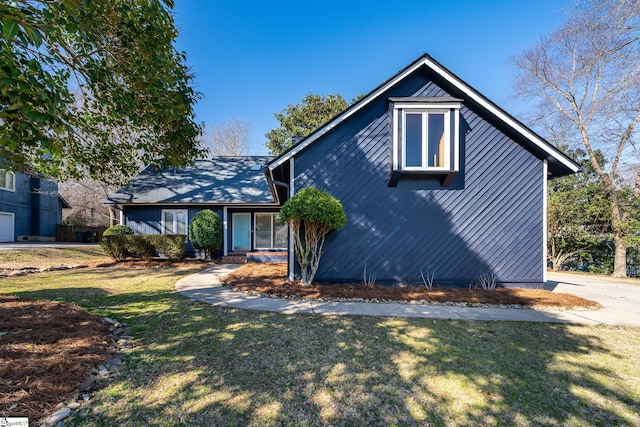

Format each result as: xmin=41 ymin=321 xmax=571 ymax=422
xmin=0 ymin=212 xmax=14 ymax=242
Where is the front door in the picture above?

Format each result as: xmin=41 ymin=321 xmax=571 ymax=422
xmin=232 ymin=213 xmax=251 ymax=251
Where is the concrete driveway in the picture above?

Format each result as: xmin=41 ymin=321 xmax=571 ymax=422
xmin=546 ymin=272 xmax=640 ymax=327
xmin=0 ymin=242 xmax=99 ymax=250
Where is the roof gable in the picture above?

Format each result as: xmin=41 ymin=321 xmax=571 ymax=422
xmin=268 ymin=53 xmax=580 ymax=178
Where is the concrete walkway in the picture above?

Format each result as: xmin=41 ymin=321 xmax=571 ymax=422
xmin=175 ymin=265 xmax=640 ymax=326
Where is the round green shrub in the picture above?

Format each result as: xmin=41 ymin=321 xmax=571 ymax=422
xmin=100 ymin=225 xmax=134 ymax=261
xmin=277 ymin=187 xmax=347 ymax=230
xmin=189 ymin=209 xmax=222 ymax=260
xmin=277 ymin=187 xmax=346 ymax=285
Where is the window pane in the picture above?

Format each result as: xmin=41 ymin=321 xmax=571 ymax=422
xmin=274 ymin=222 xmax=288 ymax=248
xmin=405 ymin=113 xmax=423 ymax=167
xmin=0 ymin=172 xmax=6 ymax=189
xmin=428 ymin=114 xmax=445 ymax=167
xmin=176 ymin=211 xmax=187 ymax=235
xmin=7 ymin=172 xmax=13 ymax=190
xmin=255 ymin=214 xmax=272 ymax=248
xmin=163 ymin=211 xmax=174 ymax=234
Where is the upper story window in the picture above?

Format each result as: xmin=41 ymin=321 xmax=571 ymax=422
xmin=390 ymin=97 xmax=461 ymax=174
xmin=0 ymin=171 xmax=15 ymax=192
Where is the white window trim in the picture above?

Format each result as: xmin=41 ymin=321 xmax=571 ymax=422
xmin=161 ymin=209 xmax=188 ymax=235
xmin=0 ymin=171 xmax=15 ymax=192
xmin=254 ymin=212 xmax=287 ymax=250
xmin=401 ymin=109 xmax=451 ymax=171
xmin=223 ymin=206 xmax=228 ymax=256
xmin=393 ymin=102 xmax=461 ymax=174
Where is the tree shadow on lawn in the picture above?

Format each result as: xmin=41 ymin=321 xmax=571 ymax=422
xmin=5 ymin=272 xmax=638 ymax=426
xmin=66 ymin=301 xmax=639 ymax=426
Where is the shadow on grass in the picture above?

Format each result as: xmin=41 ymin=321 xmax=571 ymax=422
xmin=3 ymin=270 xmax=639 ymax=426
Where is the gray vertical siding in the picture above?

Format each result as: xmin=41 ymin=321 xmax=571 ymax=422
xmin=124 ymin=205 xmax=284 ymax=256
xmin=124 ymin=205 xmax=224 ymax=255
xmin=35 ymin=179 xmax=61 ymax=237
xmin=293 ymin=70 xmax=544 ymax=286
xmin=0 ymin=171 xmax=31 ymax=238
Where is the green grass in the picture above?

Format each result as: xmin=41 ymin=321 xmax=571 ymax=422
xmin=0 ymin=247 xmax=108 ymax=269
xmin=1 ymin=266 xmax=639 ymax=426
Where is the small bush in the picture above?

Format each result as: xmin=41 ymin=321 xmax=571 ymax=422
xmin=103 ymin=225 xmax=134 ymax=237
xmin=278 ymin=187 xmax=346 ymax=286
xmin=189 ymin=209 xmax=222 ymax=260
xmin=128 ymin=235 xmax=156 ymax=261
xmin=100 ymin=225 xmax=134 ymax=261
xmin=150 ymin=235 xmax=186 ymax=262
xmin=470 ymin=272 xmax=497 ymax=292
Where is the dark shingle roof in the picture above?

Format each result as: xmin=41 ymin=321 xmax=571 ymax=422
xmin=108 ymin=156 xmax=275 ymax=204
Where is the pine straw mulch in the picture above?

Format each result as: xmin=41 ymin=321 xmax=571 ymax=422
xmin=0 ymin=296 xmax=111 ymax=425
xmin=224 ymin=263 xmax=602 ymax=310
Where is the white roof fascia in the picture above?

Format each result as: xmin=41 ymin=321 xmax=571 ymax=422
xmin=268 ymin=55 xmax=580 ymax=174
xmin=268 ymin=60 xmax=427 ymax=170
xmin=420 ymin=56 xmax=580 ymax=173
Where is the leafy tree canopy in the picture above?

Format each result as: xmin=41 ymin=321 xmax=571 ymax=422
xmin=548 ymin=146 xmax=640 ymax=271
xmin=0 ymin=0 xmax=206 ymax=185
xmin=265 ymin=93 xmax=350 ymax=156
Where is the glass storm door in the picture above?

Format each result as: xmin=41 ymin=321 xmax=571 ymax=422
xmin=232 ymin=213 xmax=251 ymax=251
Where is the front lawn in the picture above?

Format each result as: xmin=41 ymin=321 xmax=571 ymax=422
xmin=1 ymin=265 xmax=639 ymax=426
xmin=0 ymin=246 xmax=109 ymax=270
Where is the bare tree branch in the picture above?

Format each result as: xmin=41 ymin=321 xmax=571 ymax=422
xmin=207 ymin=118 xmax=253 ymax=156
xmin=513 ymin=0 xmax=640 ymax=277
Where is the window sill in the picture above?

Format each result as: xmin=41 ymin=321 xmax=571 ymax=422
xmin=388 ymin=169 xmax=458 ymax=188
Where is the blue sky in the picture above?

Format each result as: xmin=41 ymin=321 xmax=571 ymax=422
xmin=173 ymin=0 xmax=571 ymax=155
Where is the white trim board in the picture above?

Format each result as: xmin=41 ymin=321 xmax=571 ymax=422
xmin=268 ymin=54 xmax=580 ymax=174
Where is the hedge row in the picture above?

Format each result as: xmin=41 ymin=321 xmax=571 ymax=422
xmin=101 ymin=234 xmax=186 ymax=262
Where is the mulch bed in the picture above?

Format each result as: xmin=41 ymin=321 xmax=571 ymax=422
xmin=0 ymin=258 xmax=215 ymax=424
xmin=0 ymin=296 xmax=111 ymax=425
xmin=224 ymin=263 xmax=602 ymax=310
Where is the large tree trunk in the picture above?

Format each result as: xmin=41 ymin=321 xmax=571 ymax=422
xmin=612 ymin=233 xmax=628 ymax=277
xmin=609 ymin=191 xmax=628 ymax=278
xmin=109 ymin=206 xmax=116 ymax=226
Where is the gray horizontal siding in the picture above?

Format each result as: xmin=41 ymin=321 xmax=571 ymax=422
xmin=293 ymin=70 xmax=544 ymax=285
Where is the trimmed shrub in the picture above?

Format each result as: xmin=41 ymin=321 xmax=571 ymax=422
xmin=189 ymin=209 xmax=222 ymax=260
xmin=103 ymin=225 xmax=134 ymax=236
xmin=128 ymin=235 xmax=156 ymax=261
xmin=150 ymin=234 xmax=186 ymax=262
xmin=100 ymin=225 xmax=134 ymax=261
xmin=277 ymin=187 xmax=346 ymax=285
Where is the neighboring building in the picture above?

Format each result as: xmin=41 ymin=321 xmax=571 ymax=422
xmin=109 ymin=54 xmax=580 ymax=287
xmin=0 ymin=170 xmax=70 ymax=242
